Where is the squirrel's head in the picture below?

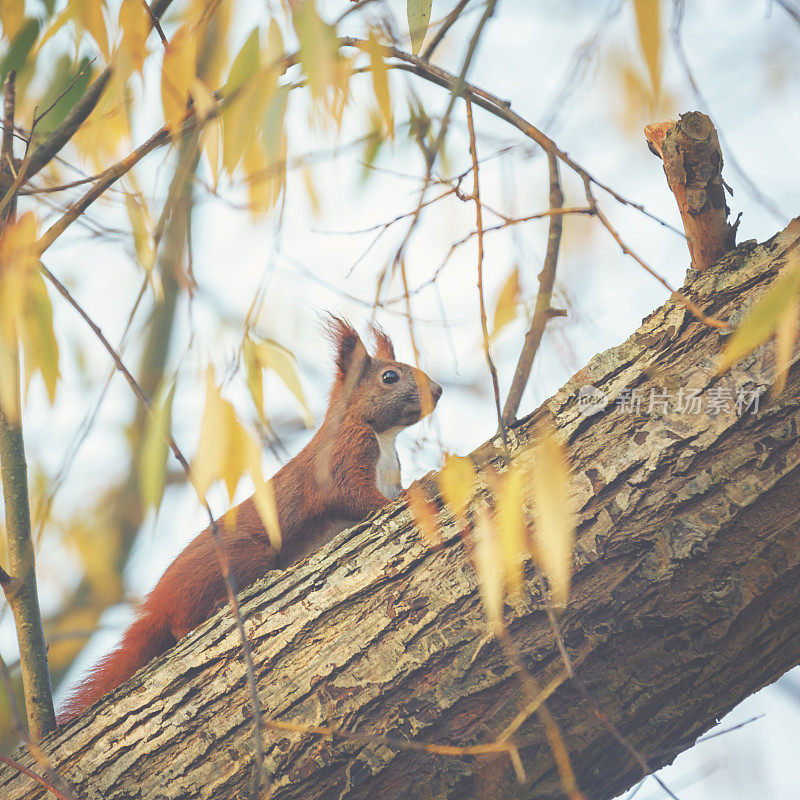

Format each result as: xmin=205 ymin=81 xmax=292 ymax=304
xmin=326 ymin=316 xmax=442 ymax=433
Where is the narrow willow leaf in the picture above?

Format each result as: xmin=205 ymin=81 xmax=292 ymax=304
xmin=0 ymin=17 xmax=39 ymax=82
xmin=774 ymin=299 xmax=799 ymax=395
xmin=71 ymin=0 xmax=110 ymax=60
xmin=124 ymin=192 xmax=155 ymax=274
xmin=364 ymin=31 xmax=393 ymax=136
xmin=252 ymin=477 xmax=282 ymax=550
xmin=255 ymin=339 xmax=314 ymax=427
xmin=140 ymin=383 xmax=175 ymax=510
xmin=161 ymin=24 xmax=197 ymax=139
xmin=474 ymin=507 xmax=504 ymax=631
xmin=200 ymin=117 xmax=222 ymax=188
xmin=407 ymin=0 xmax=433 ymax=55
xmin=118 ymin=0 xmax=149 ymax=74
xmin=293 ymin=1 xmax=339 ymax=100
xmin=530 ymin=431 xmax=575 ymax=605
xmin=0 ymin=1 xmax=25 ymax=42
xmin=406 ymin=483 xmax=441 ymax=543
xmin=491 ymin=265 xmax=521 ymax=340
xmin=21 ymin=272 xmax=59 ymax=404
xmin=225 ymin=27 xmax=260 ymax=96
xmin=243 ymin=337 xmax=265 ymax=419
xmin=632 ymin=0 xmax=662 ymax=100
xmin=496 ymin=465 xmax=526 ymax=592
xmin=438 ymin=454 xmax=477 ymax=520
xmin=718 ymin=254 xmax=800 ymax=374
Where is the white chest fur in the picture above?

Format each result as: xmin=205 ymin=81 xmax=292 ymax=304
xmin=375 ymin=427 xmax=402 ymax=499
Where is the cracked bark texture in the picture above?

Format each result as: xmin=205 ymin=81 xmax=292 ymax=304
xmin=2 ymin=219 xmax=800 ymax=800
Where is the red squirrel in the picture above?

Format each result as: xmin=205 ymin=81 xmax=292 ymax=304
xmin=58 ymin=317 xmax=441 ymax=724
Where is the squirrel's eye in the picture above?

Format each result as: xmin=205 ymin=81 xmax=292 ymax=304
xmin=382 ymin=369 xmax=399 ymax=385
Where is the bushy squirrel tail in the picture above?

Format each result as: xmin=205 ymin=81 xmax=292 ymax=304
xmin=57 ymin=609 xmax=174 ymax=726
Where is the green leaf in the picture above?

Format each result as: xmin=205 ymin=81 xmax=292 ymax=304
xmin=262 ymin=85 xmax=288 ymax=161
xmin=225 ymin=27 xmax=260 ymax=96
xmin=407 ymin=0 xmax=432 ymax=55
xmin=0 ymin=18 xmax=40 ymax=83
xmin=139 ymin=382 xmax=175 ymax=510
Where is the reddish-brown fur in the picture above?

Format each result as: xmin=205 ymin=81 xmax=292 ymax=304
xmin=57 ymin=318 xmax=441 ymax=725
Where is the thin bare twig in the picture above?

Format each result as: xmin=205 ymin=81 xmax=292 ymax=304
xmin=346 ymin=39 xmax=684 ymax=236
xmin=583 ymin=179 xmax=729 ymax=329
xmin=502 ymin=151 xmax=565 ymax=423
xmin=0 ymin=755 xmax=76 ymax=800
xmin=537 ymin=574 xmax=683 ymax=800
xmin=140 ymin=0 xmax=168 ymax=47
xmin=466 ymin=100 xmax=507 ymax=443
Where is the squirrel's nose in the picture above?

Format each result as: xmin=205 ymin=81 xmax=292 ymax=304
xmin=430 ymin=381 xmax=443 ymax=403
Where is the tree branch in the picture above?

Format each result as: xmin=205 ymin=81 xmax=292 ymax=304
xmin=502 ymin=151 xmax=565 ymax=423
xmin=0 ymin=70 xmax=57 ymax=740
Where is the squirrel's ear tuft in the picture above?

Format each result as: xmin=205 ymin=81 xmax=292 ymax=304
xmin=369 ymin=322 xmax=395 ymax=360
xmin=326 ymin=315 xmax=370 ymax=379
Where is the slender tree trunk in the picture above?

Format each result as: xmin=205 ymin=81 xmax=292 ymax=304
xmin=2 ymin=219 xmax=800 ymax=799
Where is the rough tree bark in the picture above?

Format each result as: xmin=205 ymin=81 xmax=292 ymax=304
xmin=2 ymin=218 xmax=800 ymax=800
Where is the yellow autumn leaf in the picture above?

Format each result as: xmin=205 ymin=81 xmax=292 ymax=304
xmin=0 ymin=213 xmax=59 ymax=415
xmin=529 ymin=430 xmax=575 ymax=605
xmin=1 ymin=0 xmax=25 ymax=41
xmin=247 ymin=338 xmax=314 ymax=427
xmin=631 ymin=0 xmax=662 ymax=102
xmin=491 ymin=265 xmax=521 ymax=340
xmin=0 ymin=212 xmax=39 ymax=344
xmin=71 ymin=0 xmax=110 ymax=60
xmin=124 ymin=192 xmax=155 ymax=274
xmin=193 ymin=366 xmax=273 ymax=507
xmin=718 ymin=252 xmax=800 ymax=375
xmin=252 ymin=476 xmax=281 ymax=550
xmin=200 ymin=116 xmax=222 ymax=188
xmin=363 ymin=31 xmax=393 ymax=137
xmin=118 ymin=0 xmax=149 ymax=75
xmin=774 ymin=298 xmax=799 ymax=395
xmin=161 ymin=23 xmax=197 ymax=139
xmin=71 ymin=79 xmax=129 ymax=164
xmin=193 ymin=367 xmax=229 ymax=497
xmin=20 ymin=272 xmax=60 ymax=405
xmin=496 ymin=465 xmax=527 ymax=593
xmin=474 ymin=507 xmax=504 ymax=632
xmin=406 ymin=483 xmax=441 ymax=544
xmin=293 ymin=0 xmax=340 ymax=102
xmin=438 ymin=454 xmax=477 ymax=520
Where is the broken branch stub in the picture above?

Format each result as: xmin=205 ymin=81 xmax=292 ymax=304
xmin=645 ymin=111 xmax=737 ymax=271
